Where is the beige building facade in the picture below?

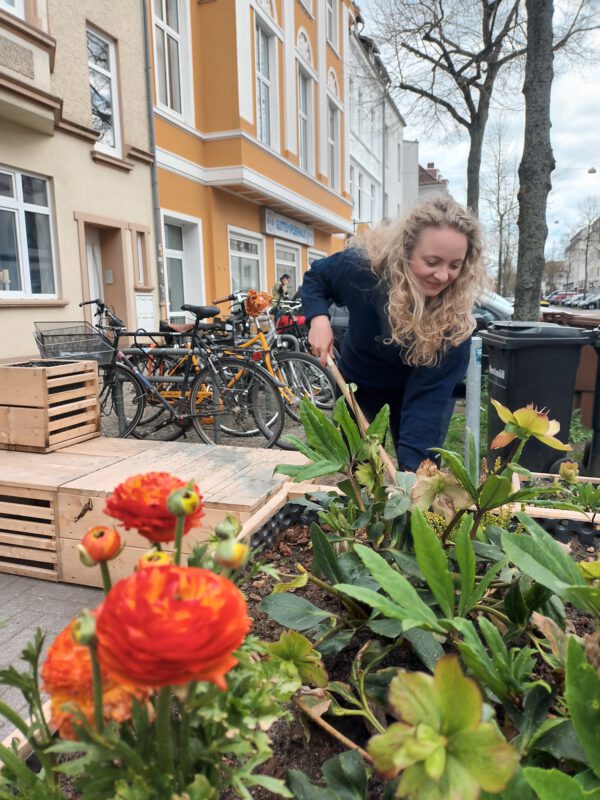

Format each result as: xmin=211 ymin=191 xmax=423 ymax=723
xmin=0 ymin=0 xmax=157 ymax=359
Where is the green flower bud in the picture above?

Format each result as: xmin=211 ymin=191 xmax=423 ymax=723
xmin=167 ymin=485 xmax=201 ymax=516
xmin=214 ymin=514 xmax=243 ymax=541
xmin=72 ymin=610 xmax=96 ymax=646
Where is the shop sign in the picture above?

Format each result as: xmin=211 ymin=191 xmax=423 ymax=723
xmin=262 ymin=209 xmax=314 ymax=246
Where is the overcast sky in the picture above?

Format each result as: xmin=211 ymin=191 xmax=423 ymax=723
xmin=362 ymin=7 xmax=600 ymax=259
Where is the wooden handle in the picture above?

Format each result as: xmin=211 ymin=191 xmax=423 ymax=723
xmin=326 ymin=354 xmax=397 ymax=483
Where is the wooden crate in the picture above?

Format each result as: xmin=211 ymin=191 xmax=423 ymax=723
xmin=0 ymin=360 xmax=100 ymax=453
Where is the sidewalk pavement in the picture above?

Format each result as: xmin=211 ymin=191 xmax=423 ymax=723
xmin=0 ymin=573 xmax=102 ymax=743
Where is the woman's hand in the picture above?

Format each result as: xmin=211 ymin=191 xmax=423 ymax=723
xmin=308 ymin=315 xmax=335 ymax=367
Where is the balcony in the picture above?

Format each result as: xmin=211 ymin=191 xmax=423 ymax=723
xmin=0 ymin=8 xmax=58 ymax=134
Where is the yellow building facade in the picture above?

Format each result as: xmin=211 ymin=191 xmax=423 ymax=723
xmin=150 ymin=0 xmax=354 ymax=321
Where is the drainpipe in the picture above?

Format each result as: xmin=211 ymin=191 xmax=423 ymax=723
xmin=141 ymin=0 xmax=167 ymax=320
xmin=381 ymin=91 xmax=386 ymax=222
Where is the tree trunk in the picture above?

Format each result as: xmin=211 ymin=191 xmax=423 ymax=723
xmin=466 ymin=114 xmax=487 ymax=216
xmin=514 ymin=1 xmax=556 ymax=321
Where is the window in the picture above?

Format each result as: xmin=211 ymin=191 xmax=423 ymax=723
xmin=308 ymin=249 xmax=325 ymax=269
xmin=132 ymin=227 xmax=151 ymax=289
xmin=153 ymin=0 xmax=183 ymax=114
xmin=326 ymin=0 xmax=338 ymax=49
xmin=0 ymin=169 xmax=56 ymax=297
xmin=298 ymin=69 xmax=312 ymax=171
xmin=230 ymin=233 xmax=262 ymax=292
xmin=349 ymin=164 xmax=354 ymax=206
xmin=358 ymin=172 xmax=363 ymax=220
xmin=164 ymin=222 xmax=185 ymax=322
xmin=87 ymin=28 xmax=120 ymax=155
xmin=275 ymin=243 xmax=300 ymax=295
xmin=0 ymin=0 xmax=23 ymax=17
xmin=327 ymin=101 xmax=339 ymax=190
xmin=255 ymin=24 xmax=272 ymax=146
xmin=370 ymin=181 xmax=376 ymax=222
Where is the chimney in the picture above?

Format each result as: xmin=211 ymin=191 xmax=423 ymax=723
xmin=427 ymin=162 xmax=435 ymax=170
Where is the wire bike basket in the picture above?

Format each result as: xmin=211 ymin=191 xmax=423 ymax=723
xmin=34 ymin=321 xmax=114 ymax=366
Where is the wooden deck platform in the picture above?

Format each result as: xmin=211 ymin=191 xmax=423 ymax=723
xmin=0 ymin=438 xmax=306 ymax=587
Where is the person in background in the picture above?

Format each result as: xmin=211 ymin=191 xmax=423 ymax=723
xmin=301 ymin=196 xmax=487 ymax=472
xmin=271 ymin=273 xmax=291 ymax=305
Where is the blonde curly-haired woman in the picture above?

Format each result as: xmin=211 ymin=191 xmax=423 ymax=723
xmin=302 ymin=196 xmax=488 ymax=471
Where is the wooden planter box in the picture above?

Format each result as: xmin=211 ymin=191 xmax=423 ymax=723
xmin=0 ymin=360 xmax=100 ymax=453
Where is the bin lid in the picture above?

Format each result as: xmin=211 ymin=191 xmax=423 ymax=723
xmin=481 ymin=320 xmax=591 ymax=348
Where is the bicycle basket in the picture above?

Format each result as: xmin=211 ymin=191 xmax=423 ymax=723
xmin=34 ymin=321 xmax=114 ymax=365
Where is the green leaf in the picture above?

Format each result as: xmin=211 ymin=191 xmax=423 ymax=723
xmin=466 ymin=559 xmax=507 ymax=613
xmin=478 ymin=475 xmax=513 ymax=511
xmin=404 ymin=628 xmax=445 ymax=671
xmin=384 ymin=490 xmax=411 ymax=520
xmin=524 ymin=768 xmax=600 ymax=800
xmin=0 ymin=742 xmax=38 ymax=788
xmin=528 ymin=718 xmax=589 ymax=764
xmin=285 ymin=770 xmax=333 ymax=800
xmin=564 ymin=585 xmax=600 ymax=617
xmin=504 ymin=579 xmax=529 ymax=627
xmin=311 ymin=523 xmax=341 ymax=584
xmin=454 ymin=522 xmax=476 ymax=617
xmin=299 ymin=398 xmax=348 ymax=464
xmin=452 ymin=724 xmax=519 ymax=792
xmin=434 ymin=655 xmax=482 ymax=736
xmin=246 ymin=775 xmax=293 ymax=796
xmin=284 ymin=460 xmax=348 ymax=482
xmin=321 ymin=750 xmax=368 ymax=799
xmin=272 ymin=571 xmax=309 ymax=593
xmin=432 ymin=447 xmax=478 ymax=499
xmin=366 ymin=404 xmax=390 ymax=443
xmin=412 ymin=509 xmax=455 ymax=618
xmin=259 ymin=594 xmax=333 ymax=631
xmin=333 ymin=396 xmax=362 ymax=457
xmin=267 ymin=630 xmax=328 ymax=687
xmin=347 ymin=544 xmax=444 ymax=630
xmin=467 ymin=428 xmax=478 ymax=485
xmin=566 ymin=637 xmax=600 ymax=779
xmin=368 ymin=618 xmax=404 ymax=638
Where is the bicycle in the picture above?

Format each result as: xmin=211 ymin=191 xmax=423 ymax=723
xmin=35 ymin=300 xmax=286 ymax=447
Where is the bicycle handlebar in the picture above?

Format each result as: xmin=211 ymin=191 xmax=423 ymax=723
xmin=213 ymin=294 xmax=237 ymax=304
xmin=79 ymin=298 xmax=103 ymax=307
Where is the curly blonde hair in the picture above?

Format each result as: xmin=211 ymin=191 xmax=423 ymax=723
xmin=352 ymin=196 xmax=488 ymax=366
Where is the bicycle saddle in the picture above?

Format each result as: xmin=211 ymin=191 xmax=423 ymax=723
xmin=180 ymin=304 xmax=221 ymax=319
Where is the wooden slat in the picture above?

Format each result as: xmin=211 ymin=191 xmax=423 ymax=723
xmin=48 ymin=422 xmax=99 ymax=445
xmin=0 ymin=500 xmax=53 ymax=519
xmin=0 ymin=543 xmax=57 ymax=563
xmin=48 ymin=409 xmax=98 ymax=432
xmin=47 ymin=382 xmax=98 ymax=406
xmin=48 ymin=397 xmax=98 ymax=417
xmin=0 ymin=531 xmax=56 ymax=549
xmin=0 ymin=562 xmax=57 ymax=580
xmin=0 ymin=483 xmax=54 ymax=501
xmin=0 ymin=517 xmax=55 ymax=535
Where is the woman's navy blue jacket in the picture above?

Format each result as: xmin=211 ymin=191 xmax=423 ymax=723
xmin=301 ymin=249 xmax=471 ymax=470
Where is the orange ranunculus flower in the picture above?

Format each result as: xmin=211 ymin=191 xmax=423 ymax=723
xmin=244 ymin=289 xmax=272 ymax=317
xmin=80 ymin=525 xmax=122 ymax=564
xmin=136 ymin=549 xmax=173 ymax=570
xmin=104 ymin=472 xmax=204 ymax=543
xmin=41 ymin=615 xmax=151 ymax=740
xmin=96 ymin=565 xmax=251 ymax=690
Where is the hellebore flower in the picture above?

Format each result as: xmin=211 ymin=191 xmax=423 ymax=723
xmin=490 ymin=400 xmax=571 ymax=452
xmin=559 ymin=460 xmax=580 ymax=485
xmin=96 ymin=565 xmax=251 ymax=689
xmin=411 ymin=460 xmax=472 ymax=523
xmin=79 ymin=526 xmax=122 ymax=566
xmin=105 ymin=472 xmax=204 ymax=543
xmin=41 ymin=613 xmax=151 ymax=740
xmin=368 ymin=656 xmax=518 ymax=800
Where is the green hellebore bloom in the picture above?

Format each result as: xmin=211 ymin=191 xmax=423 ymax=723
xmin=490 ymin=399 xmax=571 ymax=452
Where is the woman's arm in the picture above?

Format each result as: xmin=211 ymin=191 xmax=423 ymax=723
xmin=396 ymin=339 xmax=471 ymax=470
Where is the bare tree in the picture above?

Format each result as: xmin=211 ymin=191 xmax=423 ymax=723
xmin=369 ymin=0 xmax=598 ymax=214
xmin=574 ymin=196 xmax=600 ymax=297
xmin=481 ymin=122 xmax=518 ymax=295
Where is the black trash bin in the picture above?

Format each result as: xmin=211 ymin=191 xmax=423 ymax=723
xmin=481 ymin=321 xmax=591 ymax=472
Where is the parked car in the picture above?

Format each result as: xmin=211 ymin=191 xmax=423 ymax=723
xmin=562 ymin=293 xmax=584 ymax=307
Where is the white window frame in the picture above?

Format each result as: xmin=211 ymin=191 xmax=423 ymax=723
xmin=254 ymin=23 xmax=275 ymax=147
xmin=152 ymin=0 xmax=194 ymax=124
xmin=0 ymin=167 xmax=58 ymax=299
xmin=327 ymin=99 xmax=339 ymax=191
xmin=227 ymin=226 xmax=266 ymax=293
xmin=161 ymin=209 xmax=205 ymax=322
xmin=275 ymin=240 xmax=301 ymax=295
xmin=87 ymin=26 xmax=121 ymax=157
xmin=326 ymin=0 xmax=338 ymax=51
xmin=163 ymin=221 xmax=186 ymax=322
xmin=297 ymin=67 xmax=314 ymax=173
xmin=0 ymin=0 xmax=24 ymax=18
xmin=298 ymin=0 xmax=312 ymax=16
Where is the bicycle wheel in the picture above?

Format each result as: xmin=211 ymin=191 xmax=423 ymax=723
xmin=128 ymin=352 xmax=191 ymax=440
xmin=189 ymin=358 xmax=285 ymax=447
xmin=99 ymin=364 xmax=146 ymax=438
xmin=271 ymin=351 xmax=336 ymax=422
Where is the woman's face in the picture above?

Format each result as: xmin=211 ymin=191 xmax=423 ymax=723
xmin=407 ymin=226 xmax=468 ymax=297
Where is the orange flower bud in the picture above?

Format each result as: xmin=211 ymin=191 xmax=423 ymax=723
xmin=137 ymin=549 xmax=172 ymax=570
xmin=80 ymin=526 xmax=122 ymax=564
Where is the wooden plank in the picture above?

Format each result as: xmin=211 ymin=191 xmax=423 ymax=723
xmin=0 ymin=561 xmax=58 ymax=580
xmin=46 ymin=371 xmax=98 ymax=390
xmin=47 ymin=383 xmax=99 ymax=406
xmin=237 ymin=485 xmax=291 ymax=541
xmin=0 ymin=543 xmax=57 ymax=563
xmin=0 ymin=531 xmax=55 ymax=549
xmin=48 ymin=397 xmax=98 ymax=417
xmin=59 ymin=438 xmax=186 ymax=456
xmin=0 ymin=483 xmax=55 ymax=502
xmin=48 ymin=423 xmax=99 ymax=445
xmin=48 ymin=411 xmax=98 ymax=433
xmin=0 ymin=500 xmax=53 ymax=519
xmin=0 ymin=517 xmax=55 ymax=536
xmin=0 ymin=451 xmax=120 ymax=490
